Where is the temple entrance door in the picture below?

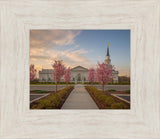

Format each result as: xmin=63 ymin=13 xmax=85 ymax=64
xmin=77 ymin=73 xmax=85 ymax=84
xmin=77 ymin=73 xmax=81 ymax=83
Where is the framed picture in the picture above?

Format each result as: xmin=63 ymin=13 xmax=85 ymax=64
xmin=30 ymin=29 xmax=130 ymax=110
xmin=0 ymin=0 xmax=160 ymax=138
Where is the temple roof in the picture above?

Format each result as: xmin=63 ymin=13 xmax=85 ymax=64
xmin=71 ymin=66 xmax=89 ymax=71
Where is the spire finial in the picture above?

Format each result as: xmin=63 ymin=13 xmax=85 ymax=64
xmin=107 ymin=42 xmax=109 ymax=48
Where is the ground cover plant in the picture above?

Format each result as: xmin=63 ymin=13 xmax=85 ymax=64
xmin=30 ymin=86 xmax=74 ymax=109
xmin=31 ymin=90 xmax=49 ymax=94
xmin=85 ymin=86 xmax=130 ymax=109
xmin=125 ymin=90 xmax=130 ymax=94
xmin=108 ymin=89 xmax=116 ymax=92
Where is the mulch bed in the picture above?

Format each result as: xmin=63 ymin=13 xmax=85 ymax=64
xmin=104 ymin=91 xmax=130 ymax=107
xmin=104 ymin=91 xmax=128 ymax=95
xmin=86 ymin=88 xmax=130 ymax=109
xmin=85 ymin=87 xmax=107 ymax=109
xmin=30 ymin=87 xmax=74 ymax=109
xmin=57 ymin=87 xmax=74 ymax=109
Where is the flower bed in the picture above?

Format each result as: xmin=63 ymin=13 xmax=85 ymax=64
xmin=85 ymin=86 xmax=130 ymax=109
xmin=30 ymin=86 xmax=74 ymax=109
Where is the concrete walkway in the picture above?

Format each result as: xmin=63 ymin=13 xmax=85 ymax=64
xmin=61 ymin=84 xmax=98 ymax=109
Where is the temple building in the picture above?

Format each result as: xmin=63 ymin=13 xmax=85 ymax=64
xmin=39 ymin=43 xmax=118 ymax=83
xmin=39 ymin=66 xmax=89 ymax=83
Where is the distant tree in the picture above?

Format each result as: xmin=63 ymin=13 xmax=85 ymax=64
xmin=88 ymin=68 xmax=95 ymax=85
xmin=52 ymin=60 xmax=65 ymax=92
xmin=64 ymin=68 xmax=71 ymax=85
xmin=30 ymin=64 xmax=37 ymax=82
xmin=96 ymin=62 xmax=113 ymax=93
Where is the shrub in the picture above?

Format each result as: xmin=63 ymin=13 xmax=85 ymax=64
xmin=94 ymin=91 xmax=100 ymax=97
xmin=108 ymin=89 xmax=116 ymax=92
xmin=32 ymin=90 xmax=49 ymax=94
xmin=85 ymin=86 xmax=128 ymax=109
xmin=31 ymin=86 xmax=73 ymax=109
xmin=125 ymin=90 xmax=130 ymax=94
xmin=104 ymin=97 xmax=115 ymax=106
xmin=98 ymin=95 xmax=107 ymax=102
xmin=111 ymin=102 xmax=125 ymax=109
xmin=37 ymin=99 xmax=51 ymax=109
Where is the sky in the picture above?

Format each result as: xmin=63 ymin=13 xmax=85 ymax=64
xmin=30 ymin=30 xmax=130 ymax=77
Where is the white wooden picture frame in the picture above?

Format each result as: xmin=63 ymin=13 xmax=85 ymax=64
xmin=0 ymin=0 xmax=160 ymax=138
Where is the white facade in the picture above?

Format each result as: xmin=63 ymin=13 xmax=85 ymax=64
xmin=39 ymin=69 xmax=54 ymax=82
xmin=39 ymin=66 xmax=89 ymax=83
xmin=70 ymin=66 xmax=89 ymax=84
xmin=112 ymin=70 xmax=119 ymax=83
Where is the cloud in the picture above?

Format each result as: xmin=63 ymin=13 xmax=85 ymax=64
xmin=30 ymin=47 xmax=93 ymax=70
xmin=30 ymin=30 xmax=95 ymax=71
xmin=61 ymin=49 xmax=88 ymax=62
xmin=30 ymin=30 xmax=81 ymax=48
xmin=30 ymin=55 xmax=50 ymax=60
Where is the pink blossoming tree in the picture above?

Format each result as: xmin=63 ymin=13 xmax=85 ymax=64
xmin=64 ymin=68 xmax=71 ymax=85
xmin=52 ymin=60 xmax=65 ymax=92
xmin=88 ymin=68 xmax=95 ymax=85
xmin=30 ymin=64 xmax=37 ymax=82
xmin=96 ymin=62 xmax=113 ymax=93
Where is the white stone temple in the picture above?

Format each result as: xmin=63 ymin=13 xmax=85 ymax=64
xmin=39 ymin=66 xmax=89 ymax=83
xmin=39 ymin=43 xmax=118 ymax=83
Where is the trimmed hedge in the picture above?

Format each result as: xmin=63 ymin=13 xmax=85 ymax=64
xmin=111 ymin=102 xmax=125 ymax=109
xmin=84 ymin=82 xmax=100 ymax=84
xmin=85 ymin=86 xmax=127 ymax=109
xmin=125 ymin=90 xmax=130 ymax=94
xmin=31 ymin=90 xmax=49 ymax=94
xmin=108 ymin=89 xmax=116 ymax=92
xmin=30 ymin=86 xmax=74 ymax=109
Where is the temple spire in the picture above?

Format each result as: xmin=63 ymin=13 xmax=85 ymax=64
xmin=105 ymin=42 xmax=111 ymax=65
xmin=107 ymin=42 xmax=109 ymax=56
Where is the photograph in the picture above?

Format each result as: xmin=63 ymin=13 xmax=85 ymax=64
xmin=30 ymin=30 xmax=130 ymax=109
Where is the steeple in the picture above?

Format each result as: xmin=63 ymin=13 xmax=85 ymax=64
xmin=105 ymin=42 xmax=111 ymax=65
xmin=107 ymin=42 xmax=109 ymax=56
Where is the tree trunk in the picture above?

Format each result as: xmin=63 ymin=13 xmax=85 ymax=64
xmin=102 ymin=83 xmax=104 ymax=93
xmin=56 ymin=83 xmax=57 ymax=93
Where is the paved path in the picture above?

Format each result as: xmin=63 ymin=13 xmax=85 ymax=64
xmin=61 ymin=84 xmax=98 ymax=109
